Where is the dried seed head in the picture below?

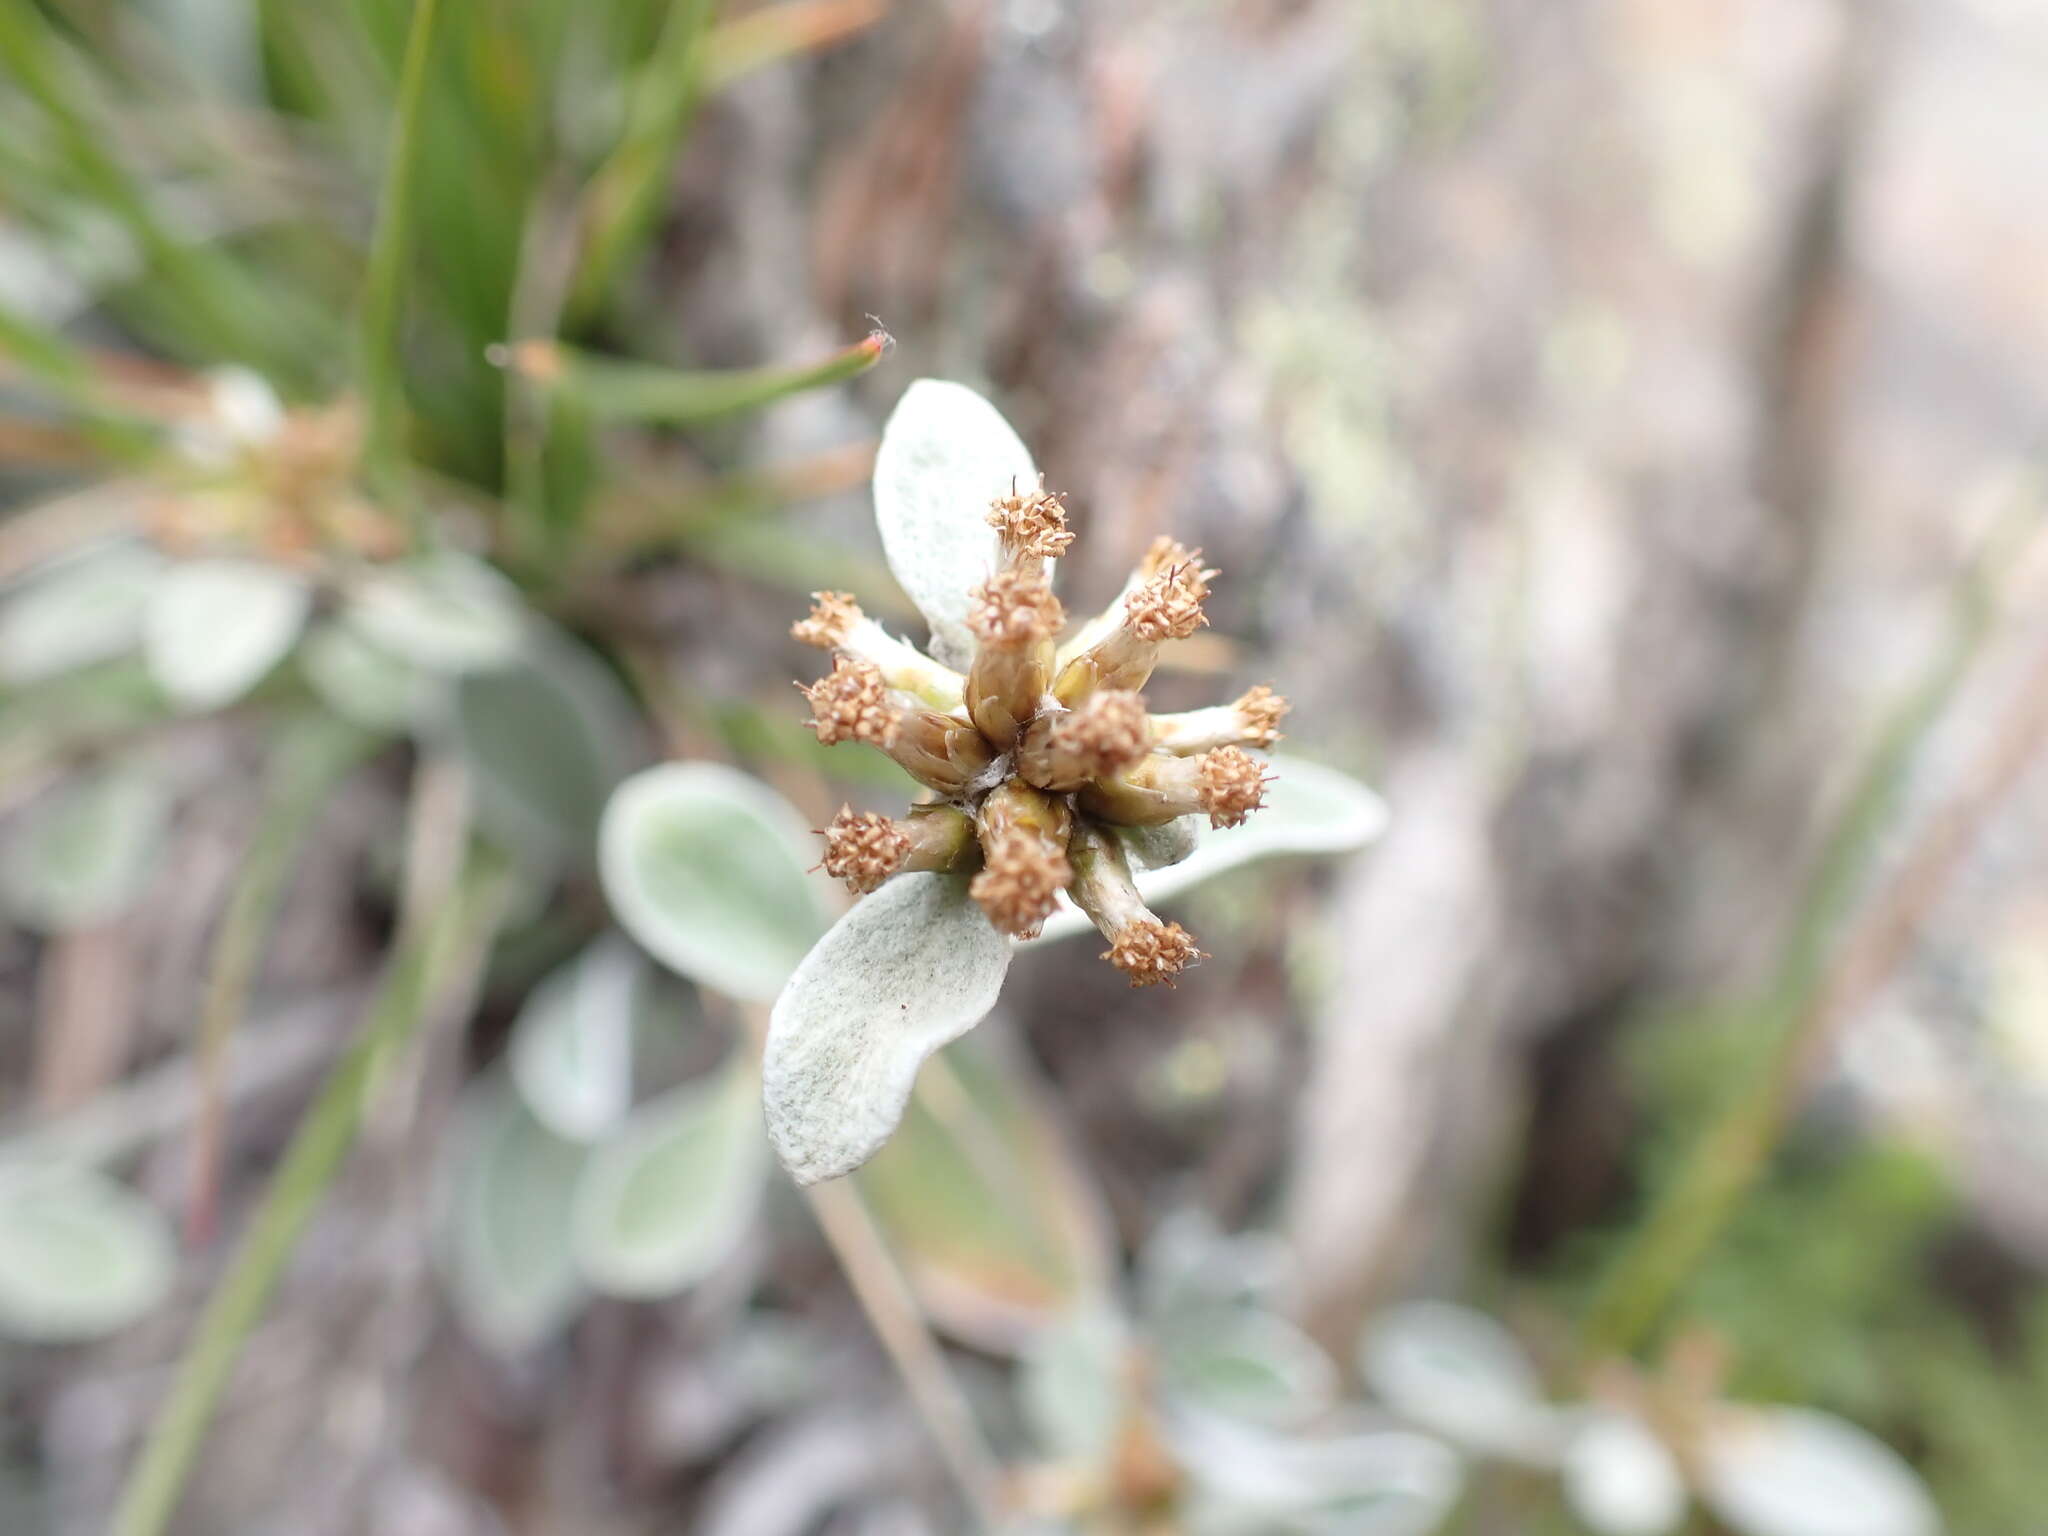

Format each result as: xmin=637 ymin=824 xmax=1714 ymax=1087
xmin=1195 ymin=745 xmax=1268 ymax=828
xmin=1233 ymin=684 xmax=1290 ymax=748
xmin=1138 ymin=536 xmax=1196 ymax=579
xmin=967 ymin=569 xmax=1065 ymax=648
xmin=1106 ymin=917 xmax=1202 ymax=987
xmin=818 ymin=807 xmax=912 ymax=895
xmin=800 ymin=655 xmax=899 ymax=747
xmin=1125 ymin=549 xmax=1217 ymax=643
xmin=988 ymin=479 xmax=1074 ymax=561
xmin=970 ymin=831 xmax=1072 ymax=938
xmin=792 ymin=590 xmax=861 ymax=649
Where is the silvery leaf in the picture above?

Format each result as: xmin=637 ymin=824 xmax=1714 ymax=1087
xmin=1171 ymin=1412 xmax=1463 ymax=1536
xmin=1560 ymin=1411 xmax=1688 ymax=1536
xmin=1019 ymin=1305 xmax=1130 ymax=1463
xmin=1038 ymin=757 xmax=1388 ymax=942
xmin=1357 ymin=1301 xmax=1562 ymax=1464
xmin=299 ymin=621 xmax=433 ymax=732
xmin=1159 ymin=1308 xmax=1338 ymax=1430
xmin=0 ymin=540 xmax=166 ymax=686
xmin=435 ymin=1074 xmax=587 ymax=1353
xmin=0 ymin=1164 xmax=174 ymax=1341
xmin=600 ymin=763 xmax=830 ymax=1002
xmin=871 ymin=379 xmax=1035 ymax=669
xmin=340 ymin=553 xmax=524 ymax=674
xmin=763 ymin=873 xmax=1011 ymax=1185
xmin=142 ymin=557 xmax=311 ymax=711
xmin=1119 ymin=816 xmax=1201 ymax=871
xmin=454 ymin=623 xmax=635 ymax=863
xmin=1698 ymin=1407 xmax=1939 ymax=1536
xmin=572 ymin=1058 xmax=767 ymax=1298
xmin=509 ymin=934 xmax=644 ymax=1142
xmin=1 ymin=765 xmax=170 ymax=931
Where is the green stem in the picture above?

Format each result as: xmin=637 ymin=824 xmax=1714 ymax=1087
xmin=109 ymin=861 xmax=501 ymax=1536
xmin=355 ymin=0 xmax=448 ymax=504
xmin=1578 ymin=503 xmax=2041 ymax=1362
xmin=186 ymin=721 xmax=379 ymax=1242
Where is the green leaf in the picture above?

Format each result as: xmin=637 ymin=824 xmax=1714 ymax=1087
xmin=142 ymin=558 xmax=311 ymax=711
xmin=1037 ymin=757 xmax=1388 ymax=943
xmin=571 ymin=1058 xmax=766 ymax=1298
xmin=860 ymin=1031 xmax=1113 ymax=1351
xmin=599 ymin=762 xmax=829 ymax=1002
xmin=0 ymin=1164 xmax=175 ymax=1342
xmin=509 ymin=934 xmax=643 ymax=1142
xmin=508 ymin=333 xmax=887 ymax=423
xmin=1018 ymin=1305 xmax=1130 ymax=1463
xmin=1 ymin=764 xmax=171 ymax=931
xmin=763 ymin=873 xmax=1010 ymax=1186
xmin=435 ymin=1074 xmax=588 ymax=1353
xmin=1171 ymin=1416 xmax=1464 ymax=1536
xmin=453 ymin=624 xmax=635 ymax=863
xmin=340 ymin=554 xmax=525 ymax=674
xmin=1698 ymin=1408 xmax=1938 ymax=1536
xmin=0 ymin=541 xmax=166 ymax=686
xmin=871 ymin=379 xmax=1036 ymax=668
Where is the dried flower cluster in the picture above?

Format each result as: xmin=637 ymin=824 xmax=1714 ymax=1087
xmin=795 ymin=484 xmax=1286 ymax=986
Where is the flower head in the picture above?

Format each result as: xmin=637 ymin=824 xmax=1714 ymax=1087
xmin=758 ymin=380 xmax=1384 ymax=1187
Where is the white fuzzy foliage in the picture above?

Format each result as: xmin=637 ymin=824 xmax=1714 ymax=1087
xmin=763 ymin=873 xmax=1012 ymax=1185
xmin=143 ymin=557 xmax=311 ymax=710
xmin=1699 ymin=1408 xmax=1939 ymax=1536
xmin=871 ymin=379 xmax=1036 ymax=669
xmin=1561 ymin=1412 xmax=1688 ymax=1536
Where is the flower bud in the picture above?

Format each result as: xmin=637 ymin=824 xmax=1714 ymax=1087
xmin=969 ymin=781 xmax=1072 ymax=937
xmin=818 ymin=804 xmax=980 ymax=895
xmin=1016 ymin=689 xmax=1152 ymax=792
xmin=1077 ymin=744 xmax=1269 ymax=830
xmin=964 ymin=569 xmax=1063 ymax=749
xmin=793 ymin=591 xmax=965 ymax=712
xmin=1148 ymin=684 xmax=1289 ymax=754
xmin=1053 ymin=541 xmax=1217 ymax=705
xmin=1066 ymin=820 xmax=1202 ymax=987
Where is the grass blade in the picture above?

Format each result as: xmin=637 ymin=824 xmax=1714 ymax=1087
xmin=561 ymin=0 xmax=717 ymax=329
xmin=110 ymin=861 xmax=505 ymax=1536
xmin=700 ymin=0 xmax=885 ymax=92
xmin=356 ymin=0 xmax=450 ymax=498
xmin=500 ymin=331 xmax=887 ymax=423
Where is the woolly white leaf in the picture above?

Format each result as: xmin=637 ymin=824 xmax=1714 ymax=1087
xmin=1561 ymin=1412 xmax=1688 ymax=1536
xmin=1699 ymin=1408 xmax=1938 ymax=1536
xmin=0 ymin=540 xmax=166 ymax=685
xmin=872 ymin=379 xmax=1036 ymax=668
xmin=1358 ymin=1301 xmax=1562 ymax=1464
xmin=509 ymin=935 xmax=643 ymax=1142
xmin=1170 ymin=1413 xmax=1464 ymax=1536
xmin=1038 ymin=757 xmax=1389 ymax=942
xmin=299 ymin=621 xmax=432 ymax=732
xmin=340 ymin=554 xmax=524 ymax=674
xmin=763 ymin=873 xmax=1011 ymax=1185
xmin=1020 ymin=1306 xmax=1130 ymax=1463
xmin=142 ymin=558 xmax=310 ymax=710
xmin=1160 ymin=1307 xmax=1340 ymax=1430
xmin=435 ymin=1074 xmax=587 ymax=1352
xmin=0 ymin=1165 xmax=174 ymax=1341
xmin=0 ymin=765 xmax=170 ymax=932
xmin=600 ymin=763 xmax=829 ymax=1001
xmin=572 ymin=1059 xmax=766 ymax=1298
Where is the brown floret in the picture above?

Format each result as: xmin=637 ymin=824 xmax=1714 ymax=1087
xmin=1017 ymin=690 xmax=1152 ymax=792
xmin=792 ymin=591 xmax=861 ymax=650
xmin=799 ymin=656 xmax=899 ymax=747
xmin=967 ymin=569 xmax=1065 ymax=649
xmin=987 ymin=479 xmax=1074 ymax=562
xmin=1106 ymin=918 xmax=1203 ymax=988
xmin=970 ymin=832 xmax=1072 ymax=938
xmin=1125 ymin=550 xmax=1217 ymax=643
xmin=1195 ymin=745 xmax=1269 ymax=829
xmin=1232 ymin=685 xmax=1289 ymax=749
xmin=818 ymin=808 xmax=912 ymax=894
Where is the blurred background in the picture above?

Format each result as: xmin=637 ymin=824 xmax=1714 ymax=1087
xmin=3 ymin=0 xmax=2048 ymax=1531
